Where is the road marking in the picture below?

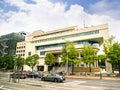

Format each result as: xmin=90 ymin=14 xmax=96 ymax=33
xmin=0 ymin=85 xmax=11 ymax=90
xmin=64 ymin=80 xmax=86 ymax=86
xmin=0 ymin=85 xmax=4 ymax=88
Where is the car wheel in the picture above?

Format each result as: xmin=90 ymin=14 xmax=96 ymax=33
xmin=41 ymin=77 xmax=45 ymax=81
xmin=54 ymin=79 xmax=58 ymax=82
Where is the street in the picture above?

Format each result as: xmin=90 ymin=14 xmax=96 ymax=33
xmin=0 ymin=74 xmax=120 ymax=90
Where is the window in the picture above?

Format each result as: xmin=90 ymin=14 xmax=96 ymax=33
xmin=28 ymin=52 xmax=31 ymax=56
xmin=40 ymin=51 xmax=45 ymax=55
xmin=37 ymin=66 xmax=44 ymax=71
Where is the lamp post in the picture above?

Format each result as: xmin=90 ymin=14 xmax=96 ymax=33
xmin=66 ymin=45 xmax=69 ymax=75
xmin=99 ymin=60 xmax=102 ymax=79
xmin=62 ymin=37 xmax=69 ymax=75
xmin=13 ymin=55 xmax=17 ymax=83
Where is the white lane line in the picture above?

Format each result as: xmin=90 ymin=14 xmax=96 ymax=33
xmin=0 ymin=85 xmax=4 ymax=88
xmin=0 ymin=85 xmax=11 ymax=90
xmin=64 ymin=80 xmax=86 ymax=86
xmin=5 ymin=86 xmax=26 ymax=90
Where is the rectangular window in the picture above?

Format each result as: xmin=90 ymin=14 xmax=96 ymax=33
xmin=37 ymin=66 xmax=44 ymax=71
xmin=40 ymin=51 xmax=45 ymax=55
xmin=28 ymin=52 xmax=31 ymax=56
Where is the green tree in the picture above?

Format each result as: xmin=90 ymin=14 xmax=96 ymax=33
xmin=98 ymin=54 xmax=107 ymax=67
xmin=45 ymin=52 xmax=55 ymax=66
xmin=25 ymin=54 xmax=39 ymax=72
xmin=16 ymin=56 xmax=24 ymax=71
xmin=61 ymin=41 xmax=79 ymax=65
xmin=5 ymin=55 xmax=14 ymax=69
xmin=61 ymin=41 xmax=79 ymax=74
xmin=0 ymin=56 xmax=4 ymax=69
xmin=103 ymin=35 xmax=117 ymax=73
xmin=80 ymin=45 xmax=97 ymax=72
xmin=0 ymin=55 xmax=14 ymax=70
xmin=107 ymin=42 xmax=120 ymax=76
xmin=45 ymin=52 xmax=56 ymax=72
xmin=103 ymin=35 xmax=115 ymax=54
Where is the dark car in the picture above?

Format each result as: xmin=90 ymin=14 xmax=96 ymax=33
xmin=41 ymin=74 xmax=65 ymax=82
xmin=27 ymin=72 xmax=41 ymax=78
xmin=10 ymin=71 xmax=28 ymax=79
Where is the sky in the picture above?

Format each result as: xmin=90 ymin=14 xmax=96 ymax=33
xmin=0 ymin=0 xmax=120 ymax=42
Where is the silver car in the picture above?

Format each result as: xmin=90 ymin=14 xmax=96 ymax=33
xmin=41 ymin=74 xmax=65 ymax=82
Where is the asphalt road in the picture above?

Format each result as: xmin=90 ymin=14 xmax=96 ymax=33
xmin=0 ymin=73 xmax=120 ymax=90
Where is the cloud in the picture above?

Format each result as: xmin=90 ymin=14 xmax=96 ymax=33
xmin=0 ymin=0 xmax=120 ymax=42
xmin=89 ymin=0 xmax=120 ymax=20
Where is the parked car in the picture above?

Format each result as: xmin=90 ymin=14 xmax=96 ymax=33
xmin=10 ymin=71 xmax=28 ymax=79
xmin=27 ymin=71 xmax=41 ymax=78
xmin=41 ymin=74 xmax=65 ymax=82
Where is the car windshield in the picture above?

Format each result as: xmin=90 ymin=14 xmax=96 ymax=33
xmin=47 ymin=74 xmax=59 ymax=77
xmin=30 ymin=72 xmax=39 ymax=74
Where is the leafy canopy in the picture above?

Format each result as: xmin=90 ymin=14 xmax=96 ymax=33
xmin=80 ymin=45 xmax=97 ymax=64
xmin=61 ymin=41 xmax=80 ymax=65
xmin=25 ymin=54 xmax=39 ymax=71
xmin=45 ymin=52 xmax=55 ymax=66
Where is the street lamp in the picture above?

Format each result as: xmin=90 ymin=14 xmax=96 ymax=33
xmin=62 ymin=37 xmax=69 ymax=75
xmin=66 ymin=45 xmax=69 ymax=75
xmin=99 ymin=60 xmax=102 ymax=79
xmin=13 ymin=55 xmax=17 ymax=83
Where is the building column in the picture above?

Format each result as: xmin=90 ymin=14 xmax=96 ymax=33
xmin=44 ymin=65 xmax=48 ymax=72
xmin=105 ymin=59 xmax=112 ymax=74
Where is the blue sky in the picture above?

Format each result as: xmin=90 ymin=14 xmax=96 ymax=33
xmin=0 ymin=0 xmax=120 ymax=42
xmin=50 ymin=0 xmax=100 ymax=11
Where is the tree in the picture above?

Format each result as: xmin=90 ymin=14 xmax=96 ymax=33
xmin=45 ymin=52 xmax=55 ymax=71
xmin=61 ymin=41 xmax=79 ymax=74
xmin=0 ymin=55 xmax=15 ymax=71
xmin=98 ymin=54 xmax=107 ymax=68
xmin=16 ymin=56 xmax=24 ymax=71
xmin=80 ymin=45 xmax=97 ymax=72
xmin=25 ymin=54 xmax=39 ymax=72
xmin=4 ymin=55 xmax=14 ymax=69
xmin=45 ymin=52 xmax=56 ymax=71
xmin=61 ymin=41 xmax=79 ymax=65
xmin=103 ymin=35 xmax=117 ymax=73
xmin=103 ymin=35 xmax=115 ymax=54
xmin=107 ymin=42 xmax=120 ymax=76
xmin=0 ymin=56 xmax=4 ymax=69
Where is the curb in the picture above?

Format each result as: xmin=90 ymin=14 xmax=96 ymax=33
xmin=65 ymin=75 xmax=120 ymax=80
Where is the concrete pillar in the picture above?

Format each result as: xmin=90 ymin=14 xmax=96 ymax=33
xmin=44 ymin=65 xmax=48 ymax=72
xmin=105 ymin=59 xmax=112 ymax=74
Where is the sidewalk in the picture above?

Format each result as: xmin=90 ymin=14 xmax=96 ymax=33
xmin=65 ymin=75 xmax=120 ymax=80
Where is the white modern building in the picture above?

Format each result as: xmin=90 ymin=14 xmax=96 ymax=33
xmin=16 ymin=24 xmax=109 ymax=72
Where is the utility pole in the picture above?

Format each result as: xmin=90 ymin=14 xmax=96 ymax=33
xmin=99 ymin=60 xmax=102 ymax=79
xmin=62 ymin=37 xmax=69 ymax=75
xmin=13 ymin=55 xmax=17 ymax=83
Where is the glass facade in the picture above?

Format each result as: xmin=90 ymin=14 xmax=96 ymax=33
xmin=32 ymin=30 xmax=99 ymax=43
xmin=40 ymin=51 xmax=45 ymax=55
xmin=0 ymin=32 xmax=25 ymax=56
xmin=36 ymin=41 xmax=99 ymax=51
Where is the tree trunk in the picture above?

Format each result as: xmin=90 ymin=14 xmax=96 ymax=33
xmin=32 ymin=66 xmax=34 ymax=72
xmin=118 ymin=60 xmax=120 ymax=77
xmin=71 ymin=61 xmax=74 ymax=75
xmin=112 ymin=63 xmax=114 ymax=74
xmin=89 ymin=63 xmax=91 ymax=72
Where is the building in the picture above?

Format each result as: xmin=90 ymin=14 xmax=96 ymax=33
xmin=16 ymin=24 xmax=109 ymax=72
xmin=0 ymin=32 xmax=26 ymax=56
